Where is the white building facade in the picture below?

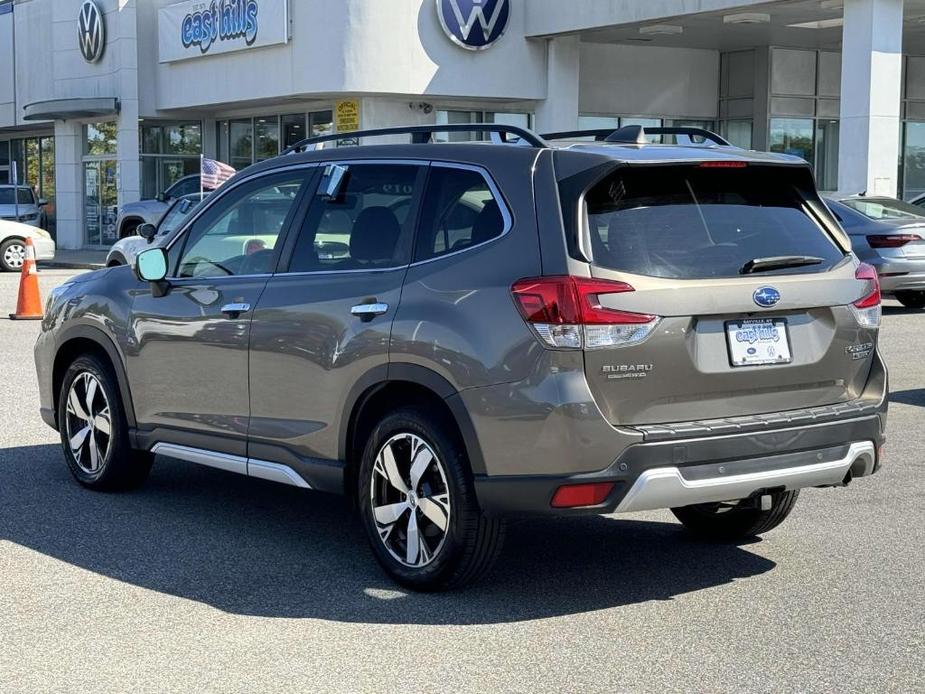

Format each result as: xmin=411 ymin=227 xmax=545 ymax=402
xmin=1 ymin=0 xmax=923 ymax=249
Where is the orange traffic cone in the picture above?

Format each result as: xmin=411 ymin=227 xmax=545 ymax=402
xmin=9 ymin=237 xmax=43 ymax=320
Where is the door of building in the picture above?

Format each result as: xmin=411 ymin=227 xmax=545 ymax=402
xmin=83 ymin=159 xmax=118 ymax=246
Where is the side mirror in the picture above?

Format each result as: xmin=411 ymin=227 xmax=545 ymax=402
xmin=135 ymin=247 xmax=169 ymax=296
xmin=37 ymin=198 xmax=48 ymax=207
xmin=137 ymin=223 xmax=158 ymax=243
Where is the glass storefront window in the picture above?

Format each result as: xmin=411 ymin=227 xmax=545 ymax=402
xmin=139 ymin=121 xmax=202 ymax=199
xmin=769 ymin=118 xmax=815 ymax=165
xmin=0 ymin=140 xmax=8 ymax=184
xmin=815 ymin=120 xmax=840 ymax=192
xmin=723 ymin=120 xmax=753 ymax=149
xmin=230 ymin=119 xmax=254 ymax=170
xmin=254 ymin=117 xmax=280 ymax=161
xmin=85 ymin=122 xmax=118 ymax=156
xmin=281 ymin=114 xmax=306 ymax=149
xmin=309 ymin=110 xmax=334 ymax=137
xmin=436 ymin=110 xmax=533 ymax=141
xmin=902 ymin=122 xmax=925 ymax=200
xmin=578 ymin=115 xmax=620 ymax=132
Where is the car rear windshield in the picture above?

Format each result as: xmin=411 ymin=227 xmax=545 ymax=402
xmin=584 ymin=165 xmax=844 ymax=279
xmin=0 ymin=188 xmax=35 ymax=205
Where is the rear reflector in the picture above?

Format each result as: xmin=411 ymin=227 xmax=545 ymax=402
xmin=551 ymin=482 xmax=615 ymax=508
xmin=850 ymin=262 xmax=881 ymax=329
xmin=866 ymin=233 xmax=922 ymax=249
xmin=511 ymin=276 xmax=659 ymax=350
xmin=698 ymin=161 xmax=748 ymax=168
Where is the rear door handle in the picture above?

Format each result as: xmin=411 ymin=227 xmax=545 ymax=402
xmin=351 ymin=302 xmax=389 ymax=320
xmin=221 ymin=302 xmax=251 ymax=316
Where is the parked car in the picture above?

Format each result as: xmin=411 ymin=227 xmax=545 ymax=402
xmin=826 ymin=196 xmax=925 ymax=308
xmin=0 ymin=184 xmax=46 ymax=229
xmin=0 ymin=219 xmax=55 ymax=272
xmin=115 ymin=174 xmax=205 ymax=239
xmin=35 ymin=124 xmax=886 ymax=590
xmin=106 ymin=193 xmax=210 ymax=267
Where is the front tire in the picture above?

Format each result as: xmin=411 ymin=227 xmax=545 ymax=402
xmin=358 ymin=408 xmax=504 ymax=591
xmin=57 ymin=354 xmax=153 ymax=491
xmin=896 ymin=290 xmax=925 ymax=309
xmin=0 ymin=238 xmax=25 ymax=272
xmin=671 ymin=490 xmax=800 ymax=541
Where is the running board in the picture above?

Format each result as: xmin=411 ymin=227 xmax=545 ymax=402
xmin=150 ymin=443 xmax=312 ymax=489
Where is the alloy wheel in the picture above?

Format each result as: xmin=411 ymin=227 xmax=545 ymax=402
xmin=65 ymin=372 xmax=112 ymax=474
xmin=370 ymin=433 xmax=451 ymax=568
xmin=3 ymin=242 xmax=25 ymax=270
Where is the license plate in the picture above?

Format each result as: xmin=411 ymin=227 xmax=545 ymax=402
xmin=726 ymin=318 xmax=792 ymax=367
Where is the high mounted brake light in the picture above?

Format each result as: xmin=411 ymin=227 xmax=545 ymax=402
xmin=511 ymin=276 xmax=659 ymax=350
xmin=698 ymin=161 xmax=748 ymax=168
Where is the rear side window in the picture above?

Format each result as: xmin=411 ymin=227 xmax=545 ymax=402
xmin=584 ymin=165 xmax=844 ymax=279
xmin=414 ymin=166 xmax=507 ymax=262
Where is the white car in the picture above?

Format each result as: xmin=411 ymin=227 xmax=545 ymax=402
xmin=0 ymin=185 xmax=46 ymax=229
xmin=0 ymin=220 xmax=56 ymax=272
xmin=115 ymin=175 xmax=204 ymax=239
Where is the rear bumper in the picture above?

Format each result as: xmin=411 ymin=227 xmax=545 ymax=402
xmin=474 ymin=412 xmax=886 ymax=516
xmin=868 ymin=257 xmax=925 ymax=293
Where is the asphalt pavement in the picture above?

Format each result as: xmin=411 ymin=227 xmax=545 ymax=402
xmin=0 ymin=269 xmax=922 ymax=693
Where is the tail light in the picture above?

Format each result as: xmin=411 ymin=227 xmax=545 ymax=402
xmin=698 ymin=161 xmax=748 ymax=169
xmin=850 ymin=263 xmax=881 ymax=329
xmin=511 ymin=276 xmax=659 ymax=349
xmin=866 ymin=233 xmax=922 ymax=249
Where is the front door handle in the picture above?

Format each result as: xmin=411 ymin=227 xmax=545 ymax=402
xmin=221 ymin=302 xmax=251 ymax=316
xmin=351 ymin=302 xmax=389 ymax=320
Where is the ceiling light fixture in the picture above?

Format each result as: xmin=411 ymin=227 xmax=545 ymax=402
xmin=639 ymin=24 xmax=683 ymax=35
xmin=723 ymin=13 xmax=771 ymax=25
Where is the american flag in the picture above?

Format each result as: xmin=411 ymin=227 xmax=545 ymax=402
xmin=201 ymin=157 xmax=236 ymax=189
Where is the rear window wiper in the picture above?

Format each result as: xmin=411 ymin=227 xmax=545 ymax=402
xmin=740 ymin=255 xmax=824 ymax=274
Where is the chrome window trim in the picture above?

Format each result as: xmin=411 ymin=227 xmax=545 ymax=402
xmin=161 ymin=157 xmax=514 ymax=279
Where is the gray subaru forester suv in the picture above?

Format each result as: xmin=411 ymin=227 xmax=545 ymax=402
xmin=35 ymin=124 xmax=887 ymax=590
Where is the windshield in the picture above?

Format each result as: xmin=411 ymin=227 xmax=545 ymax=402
xmin=0 ymin=188 xmax=35 ymax=205
xmin=839 ymin=197 xmax=925 ymax=221
xmin=584 ymin=165 xmax=844 ymax=279
xmin=158 ymin=198 xmax=201 ymax=236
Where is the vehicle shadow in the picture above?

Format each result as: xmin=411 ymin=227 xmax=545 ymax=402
xmin=882 ymin=304 xmax=925 ymax=316
xmin=890 ymin=388 xmax=925 ymax=407
xmin=0 ymin=444 xmax=776 ymax=625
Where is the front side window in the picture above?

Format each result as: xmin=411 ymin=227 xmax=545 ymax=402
xmin=288 ymin=164 xmax=421 ymax=272
xmin=584 ymin=165 xmax=845 ymax=279
xmin=176 ymin=173 xmax=306 ymax=278
xmin=414 ymin=167 xmax=507 ymax=261
xmin=167 ymin=176 xmax=200 ymax=199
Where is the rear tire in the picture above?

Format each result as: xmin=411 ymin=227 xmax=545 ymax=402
xmin=671 ymin=490 xmax=800 ymax=541
xmin=896 ymin=290 xmax=925 ymax=309
xmin=358 ymin=408 xmax=505 ymax=591
xmin=57 ymin=354 xmax=153 ymax=491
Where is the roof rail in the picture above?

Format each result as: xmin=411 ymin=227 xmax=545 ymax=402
xmin=541 ymin=125 xmax=732 ymax=147
xmin=282 ymin=123 xmax=548 ymax=154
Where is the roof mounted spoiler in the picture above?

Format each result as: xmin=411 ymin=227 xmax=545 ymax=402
xmin=541 ymin=125 xmax=733 ymax=147
xmin=282 ymin=123 xmax=548 ymax=154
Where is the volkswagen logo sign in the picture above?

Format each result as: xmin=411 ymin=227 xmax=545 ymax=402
xmin=753 ymin=286 xmax=782 ymax=308
xmin=436 ymin=0 xmax=510 ymax=51
xmin=78 ymin=0 xmax=105 ymax=64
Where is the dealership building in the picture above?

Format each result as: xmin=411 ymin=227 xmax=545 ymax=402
xmin=1 ymin=0 xmax=924 ymax=249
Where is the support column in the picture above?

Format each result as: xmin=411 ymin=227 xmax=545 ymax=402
xmin=837 ymin=0 xmax=904 ymax=197
xmin=53 ymin=120 xmax=83 ymax=250
xmin=534 ymin=36 xmax=580 ymax=134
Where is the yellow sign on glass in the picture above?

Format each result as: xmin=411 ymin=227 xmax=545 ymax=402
xmin=335 ymin=100 xmax=361 ymax=133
